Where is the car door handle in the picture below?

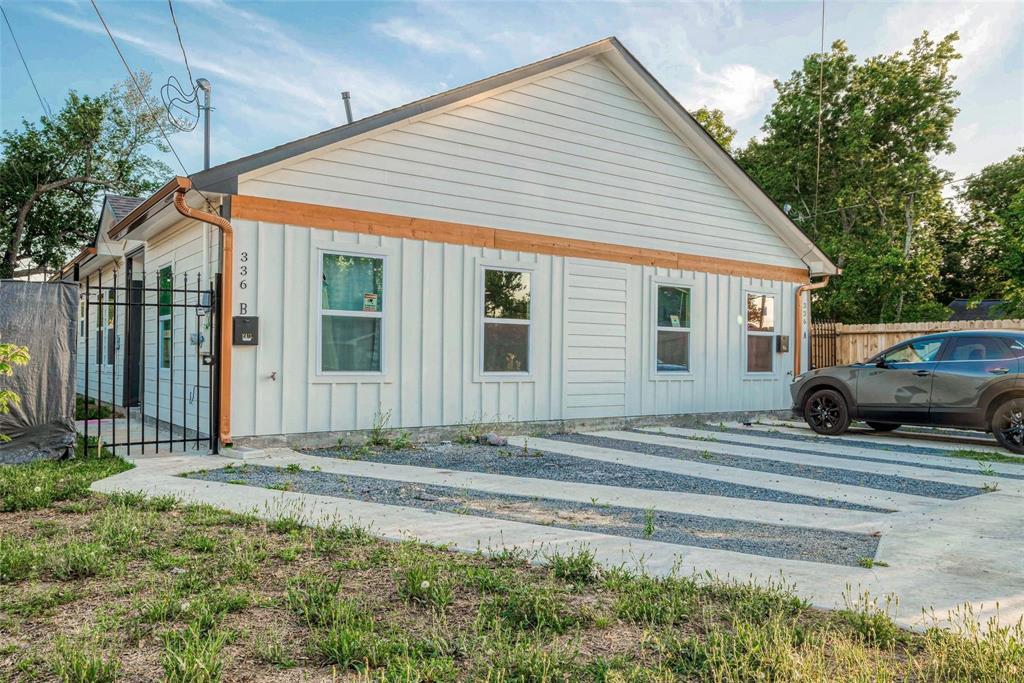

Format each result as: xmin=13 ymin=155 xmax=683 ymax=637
xmin=913 ymin=370 xmax=931 ymax=377
xmin=988 ymin=368 xmax=1010 ymax=375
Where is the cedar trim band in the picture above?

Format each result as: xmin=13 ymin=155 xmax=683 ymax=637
xmin=231 ymin=195 xmax=810 ymax=283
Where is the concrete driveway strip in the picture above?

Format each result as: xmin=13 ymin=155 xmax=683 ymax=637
xmin=510 ymin=437 xmax=940 ymax=512
xmin=256 ymin=451 xmax=889 ymax=533
xmin=646 ymin=426 xmax=1024 ymax=478
xmin=610 ymin=429 xmax=1023 ymax=491
xmin=89 ymin=453 xmax=1024 ymax=631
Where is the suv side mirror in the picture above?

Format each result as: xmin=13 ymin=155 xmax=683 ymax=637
xmin=875 ymin=358 xmax=888 ymax=368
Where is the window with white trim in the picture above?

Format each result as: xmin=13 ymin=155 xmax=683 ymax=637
xmin=746 ymin=292 xmax=775 ymax=373
xmin=655 ymin=285 xmax=690 ymax=372
xmin=482 ymin=268 xmax=530 ymax=373
xmin=319 ymin=252 xmax=384 ymax=373
xmin=158 ymin=266 xmax=173 ymax=370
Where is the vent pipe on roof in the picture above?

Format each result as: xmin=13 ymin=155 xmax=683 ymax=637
xmin=341 ymin=91 xmax=353 ymax=124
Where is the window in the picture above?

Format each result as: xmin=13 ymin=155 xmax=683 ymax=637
xmin=319 ymin=252 xmax=383 ymax=373
xmin=746 ymin=293 xmax=775 ymax=373
xmin=106 ymin=289 xmax=116 ymax=365
xmin=944 ymin=337 xmax=1014 ymax=362
xmin=482 ymin=268 xmax=530 ymax=373
xmin=79 ymin=300 xmax=85 ymax=337
xmin=158 ymin=266 xmax=173 ymax=370
xmin=881 ymin=338 xmax=942 ymax=364
xmin=94 ymin=287 xmax=104 ymax=365
xmin=655 ymin=285 xmax=690 ymax=372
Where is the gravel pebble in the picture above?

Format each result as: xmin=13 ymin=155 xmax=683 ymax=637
xmin=553 ymin=433 xmax=982 ymax=500
xmin=186 ymin=465 xmax=880 ymax=567
xmin=305 ymin=442 xmax=890 ymax=513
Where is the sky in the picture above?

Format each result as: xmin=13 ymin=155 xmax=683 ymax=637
xmin=1 ymin=0 xmax=1022 ymax=186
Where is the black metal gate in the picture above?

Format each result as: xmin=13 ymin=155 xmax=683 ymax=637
xmin=809 ymin=319 xmax=839 ymax=369
xmin=81 ymin=270 xmax=220 ymax=455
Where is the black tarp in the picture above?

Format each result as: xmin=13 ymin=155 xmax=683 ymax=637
xmin=0 ymin=280 xmax=77 ymax=463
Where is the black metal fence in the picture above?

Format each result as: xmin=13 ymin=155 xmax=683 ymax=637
xmin=81 ymin=271 xmax=220 ymax=455
xmin=809 ymin=319 xmax=839 ymax=369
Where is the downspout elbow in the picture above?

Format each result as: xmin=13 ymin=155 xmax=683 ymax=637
xmin=173 ymin=187 xmax=234 ymax=447
xmin=793 ymin=275 xmax=830 ymax=377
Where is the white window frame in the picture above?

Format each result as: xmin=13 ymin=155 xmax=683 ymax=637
xmin=744 ymin=290 xmax=777 ymax=375
xmin=316 ymin=248 xmax=387 ymax=377
xmin=651 ymin=279 xmax=693 ymax=378
xmin=479 ymin=264 xmax=533 ymax=379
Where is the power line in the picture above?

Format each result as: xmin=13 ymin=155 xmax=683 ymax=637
xmin=1 ymin=6 xmax=51 ymax=116
xmin=791 ymin=172 xmax=980 ymax=222
xmin=167 ymin=0 xmax=193 ymax=85
xmin=89 ymin=0 xmax=210 ymax=205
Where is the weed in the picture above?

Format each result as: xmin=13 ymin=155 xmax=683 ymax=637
xmin=0 ymin=439 xmax=130 ymax=512
xmin=949 ymin=448 xmax=1024 ymax=465
xmin=47 ymin=540 xmax=109 ymax=580
xmin=613 ymin=574 xmax=696 ymax=626
xmin=835 ymin=590 xmax=904 ymax=648
xmin=0 ymin=535 xmax=41 ymax=583
xmin=977 ymin=461 xmax=997 ymax=477
xmin=643 ymin=508 xmax=656 ymax=538
xmin=1 ymin=585 xmax=80 ymax=617
xmin=546 ymin=547 xmax=599 ymax=584
xmin=857 ymin=557 xmax=890 ymax=569
xmin=982 ymin=482 xmax=1001 ymax=493
xmin=395 ymin=562 xmax=454 ymax=610
xmin=479 ymin=583 xmax=580 ymax=633
xmin=161 ymin=624 xmax=229 ymax=683
xmin=251 ymin=629 xmax=296 ymax=669
xmin=368 ymin=408 xmax=394 ymax=446
xmin=51 ymin=637 xmax=120 ymax=683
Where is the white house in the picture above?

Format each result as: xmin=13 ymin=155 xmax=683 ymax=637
xmin=60 ymin=37 xmax=837 ymax=451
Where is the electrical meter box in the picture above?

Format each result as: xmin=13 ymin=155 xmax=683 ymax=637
xmin=233 ymin=316 xmax=259 ymax=346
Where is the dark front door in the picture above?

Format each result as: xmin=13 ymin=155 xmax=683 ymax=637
xmin=930 ymin=336 xmax=1021 ymax=427
xmin=122 ymin=254 xmax=144 ymax=407
xmin=856 ymin=337 xmax=945 ymax=424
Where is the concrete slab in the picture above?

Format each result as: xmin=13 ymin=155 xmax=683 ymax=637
xmin=744 ymin=419 xmax=1008 ymax=454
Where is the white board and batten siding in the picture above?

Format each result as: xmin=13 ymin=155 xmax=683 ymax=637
xmin=228 ymin=221 xmax=799 ymax=438
xmin=224 ymin=54 xmax=810 ymax=438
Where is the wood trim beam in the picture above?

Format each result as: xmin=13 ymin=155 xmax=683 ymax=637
xmin=231 ymin=195 xmax=810 ymax=283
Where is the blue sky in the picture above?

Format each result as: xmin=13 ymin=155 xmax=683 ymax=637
xmin=2 ymin=0 xmax=1021 ymax=184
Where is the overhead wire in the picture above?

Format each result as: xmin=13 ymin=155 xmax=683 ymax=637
xmin=88 ymin=0 xmax=211 ymax=206
xmin=1 ymin=6 xmax=51 ymax=116
xmin=792 ymin=173 xmax=980 ymax=222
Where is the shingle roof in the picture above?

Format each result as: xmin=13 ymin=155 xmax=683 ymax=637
xmin=106 ymin=195 xmax=146 ymax=222
xmin=947 ymin=298 xmax=1012 ymax=321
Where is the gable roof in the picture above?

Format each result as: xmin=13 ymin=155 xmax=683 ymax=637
xmin=185 ymin=37 xmax=837 ymax=275
xmin=106 ymin=194 xmax=146 ymax=222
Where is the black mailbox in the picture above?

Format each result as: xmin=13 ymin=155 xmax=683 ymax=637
xmin=776 ymin=334 xmax=790 ymax=353
xmin=233 ymin=316 xmax=259 ymax=346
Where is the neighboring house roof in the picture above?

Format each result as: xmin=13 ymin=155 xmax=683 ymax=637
xmin=947 ymin=298 xmax=1013 ymax=321
xmin=105 ymin=194 xmax=146 ymax=222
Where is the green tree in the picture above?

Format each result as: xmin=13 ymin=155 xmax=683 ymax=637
xmin=691 ymin=106 xmax=737 ymax=151
xmin=737 ymin=33 xmax=961 ymax=323
xmin=0 ymin=73 xmax=172 ymax=279
xmin=947 ymin=152 xmax=1024 ymax=316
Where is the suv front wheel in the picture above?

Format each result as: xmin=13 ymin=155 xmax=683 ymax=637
xmin=992 ymin=397 xmax=1024 ymax=454
xmin=804 ymin=388 xmax=851 ymax=436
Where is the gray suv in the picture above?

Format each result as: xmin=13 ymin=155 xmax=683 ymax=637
xmin=790 ymin=330 xmax=1024 ymax=453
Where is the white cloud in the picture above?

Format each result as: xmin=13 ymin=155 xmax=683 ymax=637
xmin=881 ymin=0 xmax=1023 ymax=80
xmin=689 ymin=63 xmax=776 ymax=122
xmin=372 ymin=17 xmax=484 ymax=59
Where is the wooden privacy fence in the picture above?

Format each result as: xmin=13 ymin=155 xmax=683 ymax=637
xmin=810 ymin=319 xmax=1024 ymax=367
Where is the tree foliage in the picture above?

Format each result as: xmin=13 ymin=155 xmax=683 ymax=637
xmin=947 ymin=152 xmax=1024 ymax=317
xmin=0 ymin=73 xmax=172 ymax=278
xmin=737 ymin=33 xmax=962 ymax=323
xmin=0 ymin=339 xmax=30 ymax=442
xmin=691 ymin=106 xmax=737 ymax=151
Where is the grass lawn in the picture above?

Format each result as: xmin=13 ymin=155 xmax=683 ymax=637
xmin=1 ymin=451 xmax=1022 ymax=682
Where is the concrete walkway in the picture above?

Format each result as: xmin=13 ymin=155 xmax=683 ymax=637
xmin=89 ymin=426 xmax=1024 ymax=631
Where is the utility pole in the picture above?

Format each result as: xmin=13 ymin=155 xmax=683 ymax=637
xmin=196 ymin=78 xmax=212 ymax=169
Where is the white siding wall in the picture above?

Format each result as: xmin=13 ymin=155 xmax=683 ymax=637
xmin=229 ymin=219 xmax=799 ymax=438
xmin=240 ymin=57 xmax=803 ymax=270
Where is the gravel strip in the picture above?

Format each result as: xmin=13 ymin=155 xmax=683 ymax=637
xmin=719 ymin=426 xmax=986 ymax=456
xmin=305 ymin=442 xmax=891 ymax=513
xmin=185 ymin=465 xmax=880 ymax=567
xmin=551 ymin=434 xmax=983 ymax=500
xmin=650 ymin=431 xmax=1024 ymax=481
